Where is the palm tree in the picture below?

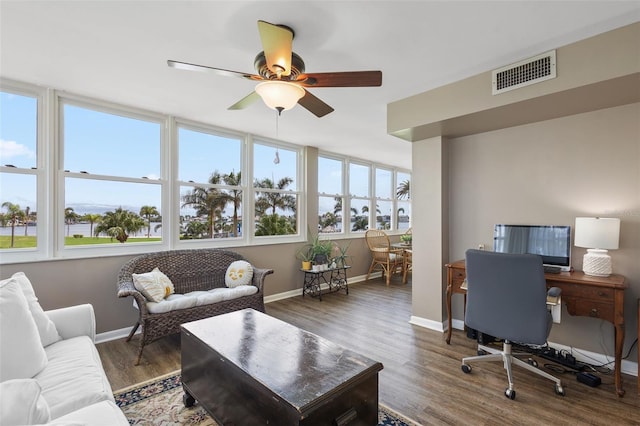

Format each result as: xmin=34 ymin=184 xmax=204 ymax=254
xmin=181 ymin=171 xmax=227 ymax=238
xmin=139 ymin=205 xmax=160 ymax=238
xmin=23 ymin=206 xmax=31 ymax=236
xmin=64 ymin=207 xmax=79 ymax=236
xmin=82 ymin=213 xmax=102 ymax=238
xmin=396 ymin=207 xmax=405 ymax=228
xmin=352 ymin=216 xmax=368 ymax=231
xmin=94 ymin=207 xmax=145 ymax=243
xmin=255 ymin=214 xmax=295 ymax=236
xmin=1 ymin=202 xmax=23 ymax=248
xmin=254 ymin=177 xmax=296 ymax=216
xmin=223 ymin=171 xmax=242 ymax=237
xmin=396 ymin=179 xmax=410 ymax=200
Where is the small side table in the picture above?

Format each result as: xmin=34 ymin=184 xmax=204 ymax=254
xmin=302 ymin=266 xmax=350 ymax=301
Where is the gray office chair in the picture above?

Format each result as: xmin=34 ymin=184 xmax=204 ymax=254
xmin=460 ymin=249 xmax=565 ymax=399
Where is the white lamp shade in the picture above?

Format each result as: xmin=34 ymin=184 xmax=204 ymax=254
xmin=255 ymin=81 xmax=305 ymax=111
xmin=574 ymin=217 xmax=620 ymax=249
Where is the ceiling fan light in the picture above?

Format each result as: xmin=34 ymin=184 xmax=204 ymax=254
xmin=255 ymin=81 xmax=305 ymax=112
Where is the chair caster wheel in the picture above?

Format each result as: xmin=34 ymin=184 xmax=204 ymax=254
xmin=527 ymin=358 xmax=538 ymax=367
xmin=477 ymin=349 xmax=487 ymax=356
xmin=183 ymin=392 xmax=196 ymax=407
xmin=555 ymin=384 xmax=565 ymax=396
xmin=461 ymin=364 xmax=472 ymax=374
xmin=505 ymin=388 xmax=516 ymax=400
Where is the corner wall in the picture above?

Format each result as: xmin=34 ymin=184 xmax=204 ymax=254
xmin=447 ymin=103 xmax=639 ymax=358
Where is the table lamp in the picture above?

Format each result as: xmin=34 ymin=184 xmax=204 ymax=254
xmin=574 ymin=217 xmax=620 ymax=277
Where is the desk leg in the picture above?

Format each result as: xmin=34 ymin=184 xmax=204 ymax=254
xmin=614 ymin=322 xmax=625 ymax=397
xmin=446 ymin=284 xmax=453 ymax=344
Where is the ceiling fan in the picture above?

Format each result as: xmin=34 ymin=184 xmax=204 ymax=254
xmin=167 ymin=20 xmax=382 ymax=117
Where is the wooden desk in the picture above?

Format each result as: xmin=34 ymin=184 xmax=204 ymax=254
xmin=445 ymin=259 xmax=628 ymax=397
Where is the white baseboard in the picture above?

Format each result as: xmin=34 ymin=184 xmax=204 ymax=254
xmin=408 ymin=317 xmax=639 ymax=378
xmin=409 ymin=316 xmax=446 ymax=332
xmin=96 ymin=326 xmax=138 ymax=344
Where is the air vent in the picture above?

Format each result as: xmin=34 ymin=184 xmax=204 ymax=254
xmin=492 ymin=50 xmax=556 ymax=95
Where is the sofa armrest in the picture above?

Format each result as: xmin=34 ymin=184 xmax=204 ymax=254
xmin=117 ymin=280 xmax=149 ymax=315
xmin=45 ymin=304 xmax=96 ymax=342
xmin=251 ymin=267 xmax=274 ymax=293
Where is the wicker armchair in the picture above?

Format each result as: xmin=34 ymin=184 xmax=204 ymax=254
xmin=117 ymin=248 xmax=273 ymax=364
xmin=365 ymin=230 xmax=404 ymax=286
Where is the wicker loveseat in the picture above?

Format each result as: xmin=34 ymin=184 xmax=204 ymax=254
xmin=117 ymin=248 xmax=273 ymax=364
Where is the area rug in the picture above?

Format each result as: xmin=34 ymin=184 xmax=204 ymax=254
xmin=114 ymin=371 xmax=421 ymax=425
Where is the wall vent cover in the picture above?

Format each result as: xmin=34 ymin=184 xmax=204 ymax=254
xmin=492 ymin=50 xmax=556 ymax=95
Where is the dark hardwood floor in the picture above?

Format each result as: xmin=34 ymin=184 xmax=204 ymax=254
xmin=98 ymin=278 xmax=640 ymax=425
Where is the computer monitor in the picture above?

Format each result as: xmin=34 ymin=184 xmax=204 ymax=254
xmin=493 ymin=224 xmax=572 ymax=271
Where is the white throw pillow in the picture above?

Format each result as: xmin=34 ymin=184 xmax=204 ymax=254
xmin=225 ymin=260 xmax=254 ymax=288
xmin=132 ymin=267 xmax=174 ymax=303
xmin=11 ymin=272 xmax=62 ymax=347
xmin=0 ymin=278 xmax=48 ymax=381
xmin=0 ymin=379 xmax=51 ymax=425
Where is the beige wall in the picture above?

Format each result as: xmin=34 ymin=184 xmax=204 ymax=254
xmin=447 ymin=102 xmax=639 ymax=357
xmin=0 ymin=239 xmax=372 ymax=334
xmin=410 ymin=136 xmax=448 ymax=327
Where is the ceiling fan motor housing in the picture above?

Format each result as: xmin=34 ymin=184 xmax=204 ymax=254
xmin=254 ymin=51 xmax=305 ymax=80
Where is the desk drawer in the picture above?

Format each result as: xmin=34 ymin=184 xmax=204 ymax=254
xmin=450 ymin=269 xmax=465 ymax=289
xmin=571 ymin=300 xmax=614 ymax=320
xmin=556 ymin=283 xmax=614 ymax=301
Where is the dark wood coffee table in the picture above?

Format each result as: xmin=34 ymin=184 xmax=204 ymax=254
xmin=181 ymin=308 xmax=383 ymax=425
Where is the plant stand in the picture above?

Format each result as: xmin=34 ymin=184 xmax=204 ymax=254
xmin=301 ymin=266 xmax=350 ymax=301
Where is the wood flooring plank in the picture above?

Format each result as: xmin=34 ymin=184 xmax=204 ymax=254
xmin=98 ymin=278 xmax=640 ymax=424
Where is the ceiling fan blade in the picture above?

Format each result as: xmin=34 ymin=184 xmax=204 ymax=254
xmin=228 ymin=91 xmax=261 ymax=110
xmin=296 ymin=71 xmax=382 ymax=87
xmin=257 ymin=20 xmax=293 ymax=77
xmin=168 ymin=60 xmax=262 ymax=81
xmin=298 ymin=90 xmax=334 ymax=117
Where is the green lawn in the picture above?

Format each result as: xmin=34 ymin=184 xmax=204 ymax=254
xmin=0 ymin=235 xmax=161 ymax=249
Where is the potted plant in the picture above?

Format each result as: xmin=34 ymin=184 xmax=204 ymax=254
xmin=400 ymin=233 xmax=412 ymax=245
xmin=296 ymin=245 xmax=314 ymax=270
xmin=297 ymin=228 xmax=333 ymax=270
xmin=331 ymin=241 xmax=351 ymax=268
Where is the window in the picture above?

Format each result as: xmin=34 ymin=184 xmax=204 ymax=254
xmin=60 ymin=99 xmax=164 ymax=249
xmin=375 ymin=167 xmax=393 ymax=230
xmin=0 ymin=88 xmax=41 ymax=256
xmin=318 ymin=156 xmax=344 ymax=234
xmin=178 ymin=125 xmax=243 ymax=240
xmin=1 ymin=79 xmax=410 ymax=263
xmin=348 ymin=162 xmax=371 ymax=232
xmin=319 ymin=153 xmax=411 ymax=236
xmin=253 ymin=142 xmax=300 ymax=237
xmin=396 ymin=171 xmax=411 ymax=231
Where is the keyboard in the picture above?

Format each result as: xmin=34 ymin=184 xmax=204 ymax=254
xmin=544 ymin=265 xmax=562 ymax=274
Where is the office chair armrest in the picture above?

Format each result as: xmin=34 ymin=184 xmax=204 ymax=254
xmin=547 ymin=287 xmax=562 ymax=298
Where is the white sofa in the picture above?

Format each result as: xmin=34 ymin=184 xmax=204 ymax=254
xmin=0 ymin=272 xmax=128 ymax=426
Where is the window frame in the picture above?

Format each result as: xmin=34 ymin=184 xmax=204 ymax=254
xmin=250 ymin=136 xmax=304 ymax=244
xmin=0 ymin=79 xmax=49 ymax=263
xmin=174 ymin=119 xmax=247 ymax=248
xmin=56 ymin=93 xmax=170 ymax=258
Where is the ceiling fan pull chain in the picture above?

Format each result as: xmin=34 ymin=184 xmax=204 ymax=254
xmin=274 ymin=111 xmax=280 ymax=164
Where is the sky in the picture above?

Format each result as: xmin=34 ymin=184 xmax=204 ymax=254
xmin=1 ymin=89 xmax=404 ymax=222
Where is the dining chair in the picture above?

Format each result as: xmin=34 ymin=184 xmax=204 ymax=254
xmin=365 ymin=230 xmax=404 ymax=286
xmin=402 ymin=248 xmax=412 ymax=284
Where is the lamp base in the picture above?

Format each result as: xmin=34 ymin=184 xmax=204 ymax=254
xmin=582 ymin=249 xmax=612 ymax=277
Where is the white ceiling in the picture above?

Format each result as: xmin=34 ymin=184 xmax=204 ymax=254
xmin=2 ymin=1 xmax=639 ymax=170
